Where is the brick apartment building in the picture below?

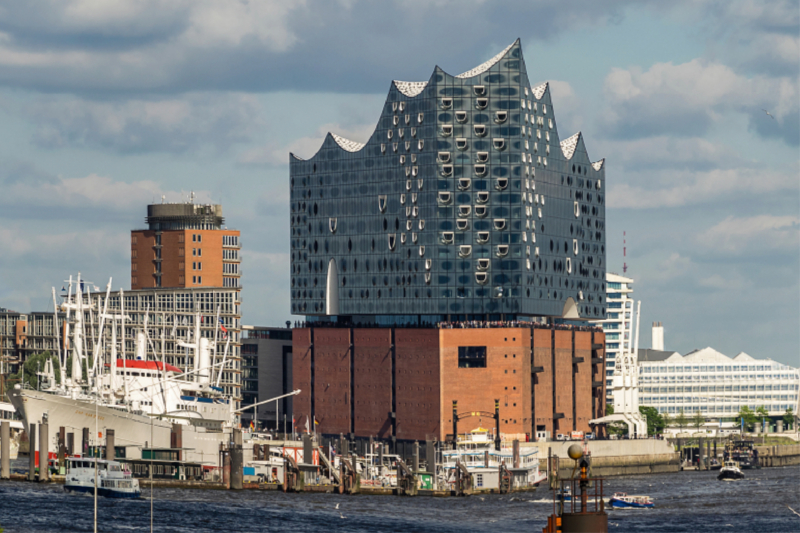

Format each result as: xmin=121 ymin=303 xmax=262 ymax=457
xmin=131 ymin=202 xmax=241 ymax=290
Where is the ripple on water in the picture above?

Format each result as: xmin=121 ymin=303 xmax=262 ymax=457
xmin=0 ymin=466 xmax=799 ymax=532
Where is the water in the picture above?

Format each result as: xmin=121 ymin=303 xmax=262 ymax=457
xmin=0 ymin=465 xmax=798 ymax=532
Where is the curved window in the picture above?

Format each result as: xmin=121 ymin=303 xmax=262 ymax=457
xmin=477 ymin=258 xmax=490 ymax=271
xmin=441 ymin=98 xmax=452 ymax=109
xmin=456 ymin=111 xmax=468 ymax=123
xmin=441 ymin=125 xmax=453 ymax=137
xmin=476 ymin=98 xmax=488 ymax=110
xmin=493 ymin=219 xmax=506 ymax=231
xmin=458 ymin=178 xmax=471 ymax=191
xmin=493 ymin=138 xmax=506 ymax=151
xmin=477 ymin=232 xmax=490 ymax=244
xmin=495 ymin=178 xmax=508 ymax=191
xmin=474 ymin=125 xmax=487 ymax=137
xmin=459 ymin=245 xmax=472 ymax=257
xmin=437 ymin=192 xmax=452 ymax=205
xmin=474 ymin=164 xmax=487 ymax=177
xmin=495 ymin=111 xmax=507 ymax=124
xmin=438 ymin=152 xmax=451 ymax=163
xmin=476 ymin=152 xmax=489 ymax=163
xmin=456 ymin=219 xmax=469 ymax=231
xmin=456 ymin=138 xmax=468 ymax=151
xmin=441 ymin=232 xmax=454 ymax=244
xmin=475 ymin=206 xmax=488 ymax=218
xmin=474 ymin=85 xmax=486 ymax=96
xmin=475 ymin=272 xmax=488 ymax=285
xmin=496 ymin=245 xmax=509 ymax=257
xmin=476 ymin=191 xmax=490 ymax=204
xmin=458 ymin=205 xmax=471 ymax=217
xmin=440 ymin=164 xmax=453 ymax=177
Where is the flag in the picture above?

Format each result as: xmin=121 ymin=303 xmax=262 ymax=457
xmin=219 ymin=318 xmax=228 ymax=339
xmin=314 ymin=416 xmax=319 ymax=425
xmin=304 ymin=416 xmax=309 ymax=433
xmin=93 ymin=285 xmax=100 ymax=292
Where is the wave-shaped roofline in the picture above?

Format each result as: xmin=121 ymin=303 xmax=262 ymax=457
xmin=291 ymin=39 xmax=604 ymax=167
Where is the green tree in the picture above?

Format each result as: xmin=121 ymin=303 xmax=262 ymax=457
xmin=736 ymin=406 xmax=758 ymax=431
xmin=605 ymin=404 xmax=628 ymax=436
xmin=783 ymin=407 xmax=795 ymax=431
xmin=639 ymin=405 xmax=666 ymax=435
xmin=662 ymin=411 xmax=672 ymax=430
xmin=675 ymin=408 xmax=688 ymax=432
xmin=8 ymin=351 xmax=61 ymax=390
xmin=691 ymin=410 xmax=705 ymax=432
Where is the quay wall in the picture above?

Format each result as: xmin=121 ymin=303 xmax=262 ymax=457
xmin=755 ymin=444 xmax=800 ymax=467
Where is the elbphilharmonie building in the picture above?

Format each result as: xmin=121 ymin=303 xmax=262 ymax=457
xmin=289 ymin=39 xmax=606 ymax=323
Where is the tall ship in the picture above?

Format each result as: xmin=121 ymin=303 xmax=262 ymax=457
xmin=8 ymin=274 xmax=238 ymax=464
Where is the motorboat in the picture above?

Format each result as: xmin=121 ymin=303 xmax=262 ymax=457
xmin=609 ymin=492 xmax=654 ymax=508
xmin=64 ymin=457 xmax=141 ymax=498
xmin=717 ymin=460 xmax=745 ymax=481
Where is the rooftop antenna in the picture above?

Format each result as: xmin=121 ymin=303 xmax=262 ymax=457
xmin=623 ymin=231 xmax=627 ymax=274
xmin=190 ymin=191 xmax=195 ymax=204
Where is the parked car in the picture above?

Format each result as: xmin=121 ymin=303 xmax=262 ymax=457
xmin=556 ymin=434 xmax=567 ymax=441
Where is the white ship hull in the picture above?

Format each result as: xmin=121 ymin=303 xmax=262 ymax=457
xmin=9 ymin=388 xmax=174 ymax=451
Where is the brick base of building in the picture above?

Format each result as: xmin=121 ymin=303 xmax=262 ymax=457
xmin=292 ymin=325 xmax=606 ymax=443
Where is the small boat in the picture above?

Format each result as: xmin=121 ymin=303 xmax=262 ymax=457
xmin=65 ymin=457 xmax=141 ymax=498
xmin=609 ymin=492 xmax=654 ymax=508
xmin=717 ymin=460 xmax=745 ymax=481
xmin=558 ymin=484 xmax=572 ymax=502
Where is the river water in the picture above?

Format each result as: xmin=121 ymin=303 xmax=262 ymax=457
xmin=0 ymin=464 xmax=798 ymax=532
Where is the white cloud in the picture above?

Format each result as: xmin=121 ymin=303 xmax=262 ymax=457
xmin=239 ymin=121 xmax=376 ymax=166
xmin=602 ymin=59 xmax=798 ymax=144
xmin=696 ymin=215 xmax=800 ymax=255
xmin=21 ymin=93 xmax=261 ymax=153
xmin=607 ymin=167 xmax=797 ymax=209
xmin=0 ymin=172 xmax=211 ymax=215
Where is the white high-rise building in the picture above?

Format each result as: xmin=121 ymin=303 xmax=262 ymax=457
xmin=592 ymin=273 xmax=635 ymax=399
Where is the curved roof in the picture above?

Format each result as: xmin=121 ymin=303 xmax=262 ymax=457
xmin=591 ymin=159 xmax=605 ymax=171
xmin=331 ymin=133 xmax=366 ymax=153
xmin=560 ymin=132 xmax=581 ymax=160
xmin=393 ymin=80 xmax=428 ymax=97
xmin=456 ymin=41 xmax=517 ymax=78
xmin=531 ymin=82 xmax=548 ymax=99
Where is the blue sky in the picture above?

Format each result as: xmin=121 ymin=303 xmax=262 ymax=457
xmin=0 ymin=1 xmax=797 ymax=365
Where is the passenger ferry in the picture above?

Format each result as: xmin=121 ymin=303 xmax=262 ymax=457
xmin=64 ymin=458 xmax=141 ymax=499
xmin=441 ymin=428 xmax=546 ymax=490
xmin=609 ymin=492 xmax=654 ymax=508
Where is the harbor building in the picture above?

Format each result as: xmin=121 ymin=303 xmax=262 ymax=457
xmin=290 ymin=40 xmax=607 ymax=447
xmin=241 ymin=326 xmax=293 ymax=431
xmin=131 ymin=201 xmax=241 ymax=290
xmin=591 ymin=273 xmax=634 ymax=397
xmin=0 ymin=309 xmax=66 ymax=377
xmin=638 ymin=347 xmax=800 ymax=423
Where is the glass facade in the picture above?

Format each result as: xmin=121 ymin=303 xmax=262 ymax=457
xmin=290 ymin=40 xmax=606 ymax=319
xmin=639 ymin=355 xmax=800 ymax=417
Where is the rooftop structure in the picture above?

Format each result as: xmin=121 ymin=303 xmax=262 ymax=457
xmin=132 ymin=201 xmax=241 ymax=290
xmin=289 ymin=39 xmax=607 ymax=322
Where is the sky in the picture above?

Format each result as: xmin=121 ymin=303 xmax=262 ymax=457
xmin=0 ymin=0 xmax=797 ymax=365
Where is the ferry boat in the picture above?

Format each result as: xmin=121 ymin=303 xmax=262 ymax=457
xmin=717 ymin=459 xmax=745 ymax=481
xmin=0 ymin=402 xmax=21 ymax=460
xmin=728 ymin=440 xmax=760 ymax=469
xmin=440 ymin=428 xmax=546 ymax=491
xmin=64 ymin=457 xmax=141 ymax=498
xmin=609 ymin=492 xmax=654 ymax=508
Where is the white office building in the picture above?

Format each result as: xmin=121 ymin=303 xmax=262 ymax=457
xmin=638 ymin=347 xmax=800 ymax=419
xmin=592 ymin=273 xmax=635 ymax=396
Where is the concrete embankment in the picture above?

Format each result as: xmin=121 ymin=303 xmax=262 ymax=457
xmin=525 ymin=439 xmax=681 ymax=477
xmin=755 ymin=444 xmax=800 ymax=467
